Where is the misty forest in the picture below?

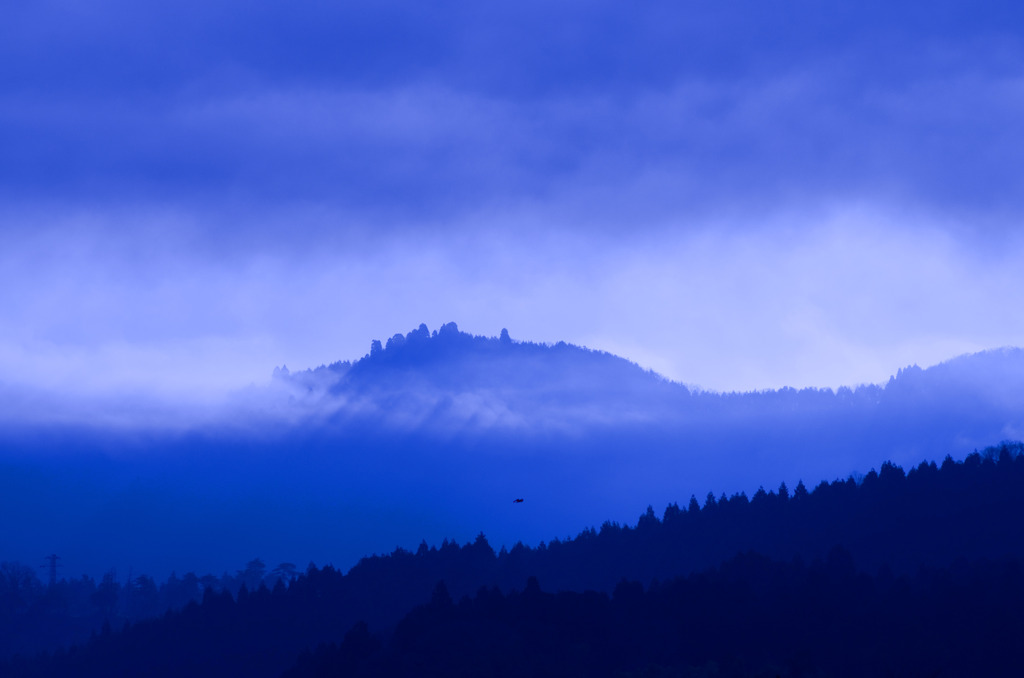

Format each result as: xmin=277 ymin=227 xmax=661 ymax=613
xmin=7 ymin=0 xmax=1024 ymax=675
xmin=4 ymin=326 xmax=1024 ymax=676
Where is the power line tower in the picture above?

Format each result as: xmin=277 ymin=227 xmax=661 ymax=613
xmin=42 ymin=554 xmax=61 ymax=587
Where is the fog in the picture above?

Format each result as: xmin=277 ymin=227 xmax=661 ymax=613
xmin=3 ymin=325 xmax=1023 ymax=580
xmin=3 ymin=210 xmax=1024 ymax=422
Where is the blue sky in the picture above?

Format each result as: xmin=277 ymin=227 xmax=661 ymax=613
xmin=4 ymin=0 xmax=1024 ymax=413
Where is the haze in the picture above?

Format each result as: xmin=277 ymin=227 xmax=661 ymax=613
xmin=3 ymin=1 xmax=1024 ymax=416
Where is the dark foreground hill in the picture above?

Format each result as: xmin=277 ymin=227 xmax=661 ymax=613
xmin=285 ymin=554 xmax=1024 ymax=678
xmin=5 ymin=443 xmax=1024 ymax=677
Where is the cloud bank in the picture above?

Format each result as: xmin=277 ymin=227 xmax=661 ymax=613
xmin=2 ymin=0 xmax=1024 ymax=413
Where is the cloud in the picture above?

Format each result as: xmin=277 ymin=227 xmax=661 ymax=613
xmin=3 ymin=1 xmax=1024 ymax=227
xmin=3 ymin=0 xmax=1024 ymax=426
xmin=3 ymin=199 xmax=1024 ymax=426
xmin=5 ymin=68 xmax=1024 ymax=225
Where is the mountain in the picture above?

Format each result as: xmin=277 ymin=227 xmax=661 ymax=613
xmin=270 ymin=322 xmax=682 ymax=431
xmin=269 ymin=324 xmax=1024 ymax=501
xmin=275 ymin=323 xmax=1024 ymax=443
xmin=3 ymin=323 xmax=1024 ymax=582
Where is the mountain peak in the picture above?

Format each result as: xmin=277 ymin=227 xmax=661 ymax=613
xmin=269 ymin=323 xmax=675 ymax=431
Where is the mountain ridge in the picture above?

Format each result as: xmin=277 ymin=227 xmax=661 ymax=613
xmin=268 ymin=323 xmax=1024 ymax=435
xmin=277 ymin=321 xmax=1024 ymax=397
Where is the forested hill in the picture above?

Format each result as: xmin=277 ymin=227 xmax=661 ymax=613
xmin=7 ymin=443 xmax=1024 ymax=677
xmin=279 ymin=322 xmax=1024 ymax=413
xmin=273 ymin=323 xmax=1024 ymax=450
xmin=284 ymin=553 xmax=1024 ymax=678
xmin=273 ymin=322 xmax=682 ymax=429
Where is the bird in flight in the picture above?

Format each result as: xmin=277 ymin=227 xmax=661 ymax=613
xmin=513 ymin=498 xmax=524 ymax=503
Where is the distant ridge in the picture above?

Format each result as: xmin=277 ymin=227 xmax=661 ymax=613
xmin=277 ymin=321 xmax=668 ymax=393
xmin=270 ymin=323 xmax=1024 ymax=440
xmin=280 ymin=323 xmax=1024 ymax=398
xmin=270 ymin=322 xmax=680 ymax=431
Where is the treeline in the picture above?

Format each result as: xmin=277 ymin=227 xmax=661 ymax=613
xmin=13 ymin=551 xmax=1024 ymax=677
xmin=339 ymin=440 xmax=1024 ymax=627
xmin=282 ymin=321 xmax=671 ymax=400
xmin=5 ymin=441 xmax=1024 ymax=676
xmin=0 ymin=559 xmax=299 ymax=660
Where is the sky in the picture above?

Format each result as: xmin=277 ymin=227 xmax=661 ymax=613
xmin=4 ymin=0 xmax=1024 ymax=413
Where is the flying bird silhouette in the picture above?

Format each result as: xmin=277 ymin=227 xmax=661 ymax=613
xmin=513 ymin=498 xmax=524 ymax=503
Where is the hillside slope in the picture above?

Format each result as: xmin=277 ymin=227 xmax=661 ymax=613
xmin=7 ymin=445 xmax=1024 ymax=677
